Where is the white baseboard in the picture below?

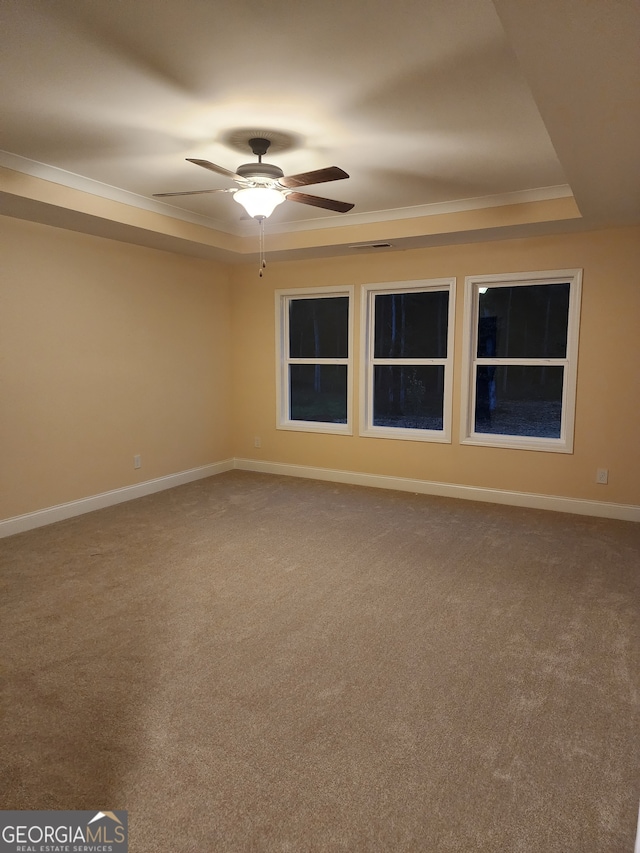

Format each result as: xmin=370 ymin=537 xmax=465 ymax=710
xmin=233 ymin=458 xmax=640 ymax=523
xmin=2 ymin=456 xmax=637 ymax=538
xmin=0 ymin=460 xmax=234 ymax=539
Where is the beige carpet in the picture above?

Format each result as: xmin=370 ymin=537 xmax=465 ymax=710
xmin=1 ymin=471 xmax=639 ymax=852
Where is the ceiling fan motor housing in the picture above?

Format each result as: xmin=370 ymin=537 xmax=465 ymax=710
xmin=236 ymin=162 xmax=284 ymax=181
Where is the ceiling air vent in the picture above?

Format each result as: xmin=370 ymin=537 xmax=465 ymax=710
xmin=348 ymin=242 xmax=393 ymax=250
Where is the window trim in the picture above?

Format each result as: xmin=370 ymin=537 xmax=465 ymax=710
xmin=359 ymin=278 xmax=456 ymax=443
xmin=275 ymin=285 xmax=354 ymax=435
xmin=460 ymin=269 xmax=582 ymax=453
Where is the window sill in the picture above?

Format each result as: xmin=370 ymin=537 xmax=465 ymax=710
xmin=360 ymin=426 xmax=451 ymax=443
xmin=277 ymin=421 xmax=353 ymax=436
xmin=461 ymin=434 xmax=573 ymax=453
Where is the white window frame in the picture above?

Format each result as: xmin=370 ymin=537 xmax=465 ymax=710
xmin=460 ymin=269 xmax=582 ymax=453
xmin=276 ymin=286 xmax=354 ymax=435
xmin=360 ymin=278 xmax=456 ymax=443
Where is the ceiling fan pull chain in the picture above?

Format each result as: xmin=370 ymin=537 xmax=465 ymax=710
xmin=258 ymin=217 xmax=266 ymax=277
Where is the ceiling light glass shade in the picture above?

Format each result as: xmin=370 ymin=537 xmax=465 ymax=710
xmin=233 ymin=187 xmax=286 ymax=218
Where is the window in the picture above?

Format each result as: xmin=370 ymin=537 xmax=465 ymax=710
xmin=276 ymin=286 xmax=353 ymax=434
xmin=461 ymin=269 xmax=582 ymax=452
xmin=360 ymin=279 xmax=456 ymax=442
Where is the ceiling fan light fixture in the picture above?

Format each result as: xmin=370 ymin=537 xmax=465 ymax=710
xmin=233 ymin=187 xmax=286 ymax=219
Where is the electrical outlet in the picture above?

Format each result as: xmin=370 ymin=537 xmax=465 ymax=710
xmin=254 ymin=437 xmax=261 ymax=448
xmin=596 ymin=468 xmax=608 ymax=485
xmin=134 ymin=454 xmax=142 ymax=469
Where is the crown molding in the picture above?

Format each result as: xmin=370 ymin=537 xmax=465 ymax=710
xmin=0 ymin=150 xmax=239 ymax=235
xmin=261 ymin=185 xmax=575 ymax=234
xmin=0 ymin=150 xmax=574 ymax=240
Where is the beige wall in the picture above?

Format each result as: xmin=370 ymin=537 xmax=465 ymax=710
xmin=2 ymin=217 xmax=638 ymax=523
xmin=1 ymin=215 xmax=233 ymax=519
xmin=230 ymin=226 xmax=640 ymax=507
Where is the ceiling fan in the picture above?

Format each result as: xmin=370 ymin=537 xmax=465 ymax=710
xmin=154 ymin=137 xmax=354 ymax=220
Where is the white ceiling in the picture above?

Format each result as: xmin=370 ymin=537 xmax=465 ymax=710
xmin=1 ymin=0 xmax=638 ymax=257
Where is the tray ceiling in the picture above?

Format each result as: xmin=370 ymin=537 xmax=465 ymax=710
xmin=0 ymin=0 xmax=638 ymax=260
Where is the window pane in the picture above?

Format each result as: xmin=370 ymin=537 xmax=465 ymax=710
xmin=474 ymin=365 xmax=564 ymax=438
xmin=373 ymin=365 xmax=444 ymax=430
xmin=290 ymin=365 xmax=347 ymax=423
xmin=289 ymin=297 xmax=349 ymax=358
xmin=374 ymin=291 xmax=449 ymax=359
xmin=477 ymin=284 xmax=570 ymax=359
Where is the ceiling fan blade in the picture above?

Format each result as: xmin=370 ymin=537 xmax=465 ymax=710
xmin=286 ymin=192 xmax=354 ymax=213
xmin=278 ymin=166 xmax=349 ymax=189
xmin=186 ymin=158 xmax=241 ymax=180
xmin=153 ymin=188 xmax=234 ymax=198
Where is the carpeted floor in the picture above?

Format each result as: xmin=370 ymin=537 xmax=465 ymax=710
xmin=1 ymin=471 xmax=639 ymax=852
